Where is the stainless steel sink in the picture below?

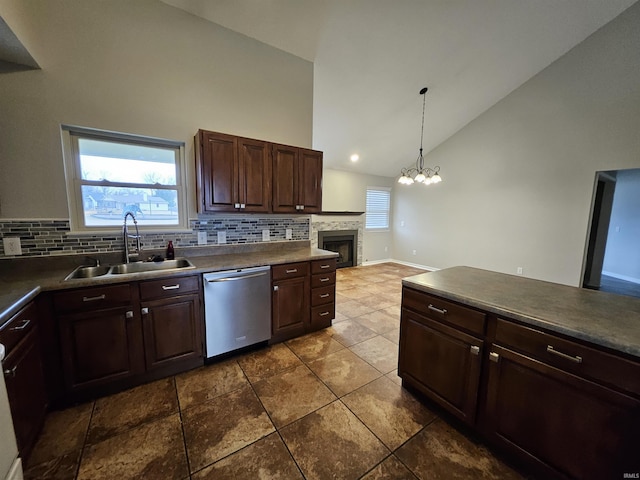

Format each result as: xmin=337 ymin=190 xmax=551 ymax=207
xmin=65 ymin=265 xmax=111 ymax=280
xmin=65 ymin=257 xmax=195 ymax=280
xmin=109 ymin=258 xmax=195 ymax=274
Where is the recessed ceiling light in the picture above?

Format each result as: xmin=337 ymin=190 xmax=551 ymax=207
xmin=350 ymin=154 xmax=359 ymax=162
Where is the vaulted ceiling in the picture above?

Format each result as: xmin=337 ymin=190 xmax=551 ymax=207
xmin=163 ymin=0 xmax=637 ymax=177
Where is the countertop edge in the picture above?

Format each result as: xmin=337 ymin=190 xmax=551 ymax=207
xmin=402 ymin=274 xmax=640 ymax=360
xmin=0 ymin=248 xmax=338 ymax=326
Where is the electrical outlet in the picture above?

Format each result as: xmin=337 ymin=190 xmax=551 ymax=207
xmin=517 ymin=267 xmax=523 ymax=275
xmin=197 ymin=231 xmax=208 ymax=245
xmin=217 ymin=231 xmax=227 ymax=244
xmin=286 ymin=228 xmax=292 ymax=240
xmin=3 ymin=237 xmax=22 ymax=256
xmin=412 ymin=249 xmax=417 ymax=256
xmin=262 ymin=229 xmax=270 ymax=242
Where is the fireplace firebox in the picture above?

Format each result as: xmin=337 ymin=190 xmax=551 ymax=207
xmin=318 ymin=230 xmax=358 ymax=268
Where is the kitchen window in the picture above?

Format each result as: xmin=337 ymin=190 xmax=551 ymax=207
xmin=365 ymin=187 xmax=391 ymax=230
xmin=61 ymin=126 xmax=188 ymax=232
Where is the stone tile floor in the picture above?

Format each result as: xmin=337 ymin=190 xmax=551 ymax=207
xmin=24 ymin=262 xmax=524 ymax=480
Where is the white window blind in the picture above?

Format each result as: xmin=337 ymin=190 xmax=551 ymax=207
xmin=366 ymin=188 xmax=391 ymax=230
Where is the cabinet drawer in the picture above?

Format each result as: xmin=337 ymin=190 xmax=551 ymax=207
xmin=311 ymin=285 xmax=335 ymax=306
xmin=53 ymin=284 xmax=133 ymax=313
xmin=139 ymin=275 xmax=200 ymax=301
xmin=311 ymin=258 xmax=337 ymax=274
xmin=402 ymin=287 xmax=486 ymax=336
xmin=272 ymin=262 xmax=309 ymax=281
xmin=495 ymin=318 xmax=640 ymax=397
xmin=311 ymin=271 xmax=336 ymax=288
xmin=0 ymin=302 xmax=37 ymax=354
xmin=311 ymin=303 xmax=334 ymax=328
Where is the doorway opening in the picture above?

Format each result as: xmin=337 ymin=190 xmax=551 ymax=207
xmin=582 ymin=168 xmax=640 ymax=298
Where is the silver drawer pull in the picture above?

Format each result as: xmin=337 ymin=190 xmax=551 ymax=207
xmin=10 ymin=319 xmax=31 ymax=331
xmin=470 ymin=345 xmax=480 ymax=356
xmin=320 ymin=265 xmax=331 ymax=269
xmin=547 ymin=345 xmax=582 ymax=364
xmin=319 ymin=293 xmax=330 ymax=298
xmin=489 ymin=352 xmax=500 ymax=363
xmin=83 ymin=294 xmax=106 ymax=302
xmin=141 ymin=308 xmax=149 ymax=315
xmin=427 ymin=304 xmax=448 ymax=315
xmin=4 ymin=366 xmax=17 ymax=378
xmin=320 ymin=278 xmax=330 ymax=282
xmin=319 ymin=312 xmax=330 ymax=317
xmin=125 ymin=310 xmax=134 ymax=319
xmin=162 ymin=284 xmax=180 ymax=290
xmin=285 ymin=269 xmax=298 ymax=274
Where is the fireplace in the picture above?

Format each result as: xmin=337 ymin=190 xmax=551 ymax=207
xmin=318 ymin=230 xmax=358 ymax=268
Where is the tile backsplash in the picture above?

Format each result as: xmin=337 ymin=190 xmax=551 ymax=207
xmin=0 ymin=216 xmax=309 ymax=258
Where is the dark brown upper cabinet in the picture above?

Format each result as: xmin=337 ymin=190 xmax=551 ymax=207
xmin=195 ymin=130 xmax=271 ymax=213
xmin=272 ymin=144 xmax=323 ymax=213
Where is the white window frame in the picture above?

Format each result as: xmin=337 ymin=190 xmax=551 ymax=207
xmin=365 ymin=187 xmax=391 ymax=231
xmin=61 ymin=125 xmax=189 ymax=233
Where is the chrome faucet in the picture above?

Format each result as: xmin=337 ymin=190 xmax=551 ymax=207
xmin=123 ymin=211 xmax=141 ymax=263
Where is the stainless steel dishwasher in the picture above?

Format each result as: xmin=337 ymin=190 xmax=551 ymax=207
xmin=203 ymin=266 xmax=271 ymax=358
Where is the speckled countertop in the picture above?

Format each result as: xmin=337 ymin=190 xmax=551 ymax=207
xmin=403 ymin=266 xmax=640 ymax=359
xmin=0 ymin=245 xmax=337 ymax=326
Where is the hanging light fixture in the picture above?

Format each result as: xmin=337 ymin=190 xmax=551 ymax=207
xmin=398 ymin=87 xmax=442 ymax=186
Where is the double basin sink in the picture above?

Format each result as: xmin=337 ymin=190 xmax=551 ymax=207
xmin=65 ymin=258 xmax=195 ymax=280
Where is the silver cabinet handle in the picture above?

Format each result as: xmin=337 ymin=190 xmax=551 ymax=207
xmin=10 ymin=319 xmax=31 ymax=331
xmin=240 ymin=204 xmax=246 ymax=208
xmin=141 ymin=308 xmax=149 ymax=315
xmin=547 ymin=345 xmax=583 ymax=364
xmin=319 ymin=277 xmax=330 ymax=282
xmin=273 ymin=285 xmax=279 ymax=292
xmin=319 ymin=293 xmax=330 ymax=298
xmin=285 ymin=269 xmax=298 ymax=274
xmin=83 ymin=294 xmax=106 ymax=302
xmin=300 ymin=205 xmax=305 ymax=210
xmin=125 ymin=310 xmax=134 ymax=319
xmin=234 ymin=203 xmax=241 ymax=208
xmin=489 ymin=352 xmax=500 ymax=363
xmin=470 ymin=345 xmax=480 ymax=356
xmin=4 ymin=366 xmax=17 ymax=378
xmin=162 ymin=284 xmax=180 ymax=290
xmin=319 ymin=311 xmax=330 ymax=317
xmin=427 ymin=304 xmax=448 ymax=315
xmin=320 ymin=265 xmax=331 ymax=269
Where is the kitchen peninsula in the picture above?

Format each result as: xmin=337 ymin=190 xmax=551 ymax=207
xmin=399 ymin=266 xmax=640 ymax=480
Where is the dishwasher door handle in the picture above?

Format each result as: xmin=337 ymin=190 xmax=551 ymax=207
xmin=206 ymin=272 xmax=268 ymax=282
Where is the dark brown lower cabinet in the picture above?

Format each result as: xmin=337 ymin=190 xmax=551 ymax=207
xmin=399 ymin=308 xmax=483 ymax=424
xmin=483 ymin=344 xmax=640 ymax=480
xmin=141 ymin=293 xmax=202 ymax=373
xmin=271 ymin=275 xmax=309 ymax=343
xmin=3 ymin=326 xmax=47 ymax=461
xmin=58 ymin=306 xmax=145 ymax=391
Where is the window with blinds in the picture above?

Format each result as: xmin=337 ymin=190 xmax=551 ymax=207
xmin=365 ymin=187 xmax=391 ymax=230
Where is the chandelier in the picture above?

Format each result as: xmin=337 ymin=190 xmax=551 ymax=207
xmin=397 ymin=87 xmax=442 ymax=186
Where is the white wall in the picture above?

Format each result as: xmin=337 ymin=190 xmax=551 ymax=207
xmin=0 ymin=0 xmax=313 ymax=219
xmin=322 ymin=168 xmax=394 ymax=262
xmin=392 ymin=3 xmax=640 ymax=286
xmin=602 ymin=168 xmax=640 ymax=283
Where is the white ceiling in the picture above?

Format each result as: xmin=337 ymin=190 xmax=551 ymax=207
xmin=162 ymin=0 xmax=638 ymax=177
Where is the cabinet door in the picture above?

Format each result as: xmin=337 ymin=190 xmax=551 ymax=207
xmin=484 ymin=345 xmax=640 ymax=480
xmin=272 ymin=144 xmax=299 ymax=213
xmin=271 ymin=276 xmax=309 ymax=342
xmin=238 ymin=137 xmax=271 ymax=212
xmin=398 ymin=308 xmax=483 ymax=424
xmin=298 ymin=148 xmax=323 ymax=213
xmin=198 ymin=131 xmax=238 ymax=212
xmin=59 ymin=306 xmax=144 ymax=390
xmin=141 ymin=294 xmax=203 ymax=372
xmin=4 ymin=327 xmax=47 ymax=460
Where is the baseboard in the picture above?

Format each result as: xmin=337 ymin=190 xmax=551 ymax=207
xmin=601 ymin=271 xmax=640 ymax=285
xmin=360 ymin=258 xmax=437 ymax=271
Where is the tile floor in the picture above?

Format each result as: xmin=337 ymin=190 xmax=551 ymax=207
xmin=24 ymin=262 xmax=524 ymax=480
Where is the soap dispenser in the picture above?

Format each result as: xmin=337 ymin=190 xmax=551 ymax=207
xmin=166 ymin=241 xmax=175 ymax=260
